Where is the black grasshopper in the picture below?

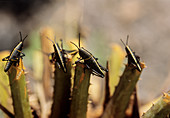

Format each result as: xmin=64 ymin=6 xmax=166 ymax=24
xmin=120 ymin=35 xmax=142 ymax=72
xmin=70 ymin=33 xmax=108 ymax=78
xmin=2 ymin=32 xmax=28 ymax=72
xmin=47 ymin=37 xmax=77 ymax=73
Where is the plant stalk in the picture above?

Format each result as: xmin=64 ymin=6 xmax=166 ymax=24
xmin=8 ymin=59 xmax=32 ymax=118
xmin=70 ymin=63 xmax=91 ymax=118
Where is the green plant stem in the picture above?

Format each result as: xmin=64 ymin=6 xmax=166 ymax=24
xmin=8 ymin=61 xmax=32 ymax=118
xmin=102 ymin=63 xmax=145 ymax=118
xmin=70 ymin=63 xmax=91 ymax=118
xmin=50 ymin=60 xmax=72 ymax=118
xmin=141 ymin=91 xmax=170 ymax=118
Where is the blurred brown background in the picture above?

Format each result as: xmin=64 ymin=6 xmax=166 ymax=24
xmin=0 ymin=0 xmax=170 ymax=109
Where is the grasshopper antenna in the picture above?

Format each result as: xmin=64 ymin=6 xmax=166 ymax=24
xmin=22 ymin=35 xmax=28 ymax=42
xmin=46 ymin=36 xmax=55 ymax=44
xmin=54 ymin=36 xmax=57 ymax=44
xmin=60 ymin=39 xmax=63 ymax=49
xmin=20 ymin=32 xmax=28 ymax=42
xmin=120 ymin=39 xmax=126 ymax=47
xmin=19 ymin=32 xmax=22 ymax=41
xmin=126 ymin=35 xmax=129 ymax=45
xmin=78 ymin=33 xmax=81 ymax=47
xmin=70 ymin=41 xmax=79 ymax=49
